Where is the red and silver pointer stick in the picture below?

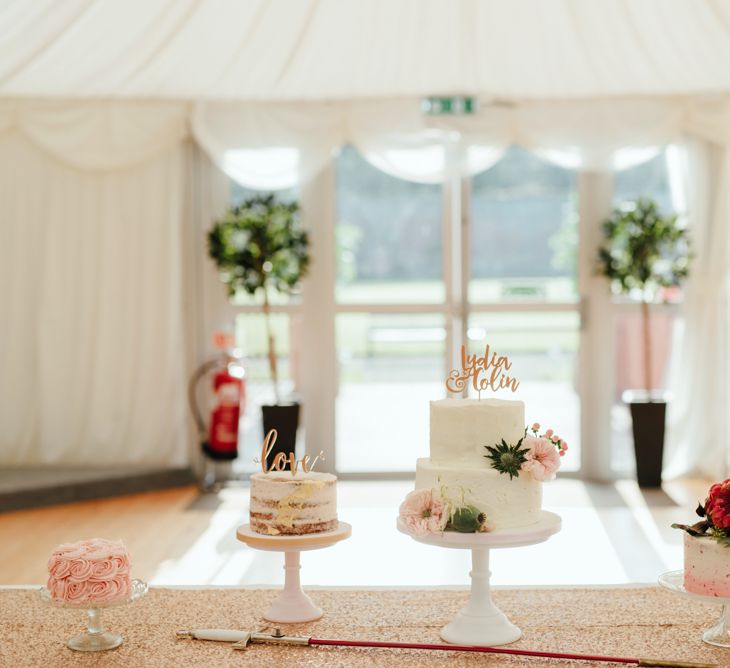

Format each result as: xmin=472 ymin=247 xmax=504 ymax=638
xmin=176 ymin=628 xmax=717 ymax=667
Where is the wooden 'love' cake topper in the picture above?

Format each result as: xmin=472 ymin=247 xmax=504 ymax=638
xmin=254 ymin=429 xmax=325 ymax=475
xmin=446 ymin=344 xmax=520 ymax=399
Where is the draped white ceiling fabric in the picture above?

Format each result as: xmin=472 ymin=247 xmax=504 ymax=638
xmin=2 ymin=0 xmax=730 ymax=101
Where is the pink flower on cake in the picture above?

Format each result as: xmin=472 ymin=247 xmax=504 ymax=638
xmin=91 ymin=559 xmax=117 ymax=580
xmin=521 ymin=436 xmax=561 ymax=481
xmin=706 ymin=479 xmax=730 ymax=531
xmin=65 ymin=581 xmax=89 ymax=603
xmin=88 ymin=578 xmax=130 ymax=603
xmin=67 ymin=559 xmax=94 ymax=581
xmin=53 ymin=543 xmax=87 ymax=559
xmin=47 ymin=577 xmax=68 ymax=601
xmin=47 ymin=555 xmax=71 ymax=580
xmin=399 ymin=489 xmax=447 ymax=536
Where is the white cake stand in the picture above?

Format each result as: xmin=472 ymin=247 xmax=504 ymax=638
xmin=659 ymin=569 xmax=730 ymax=648
xmin=236 ymin=522 xmax=351 ymax=623
xmin=398 ymin=511 xmax=561 ymax=647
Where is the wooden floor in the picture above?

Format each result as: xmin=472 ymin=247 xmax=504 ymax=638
xmin=0 ymin=478 xmax=711 ymax=587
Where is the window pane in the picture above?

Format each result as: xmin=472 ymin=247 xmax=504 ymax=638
xmin=233 ymin=312 xmax=297 ymax=473
xmin=467 ymin=312 xmax=580 ymax=471
xmin=612 ymin=150 xmax=673 ymax=212
xmin=469 ymin=146 xmax=578 ymax=304
xmin=336 ymin=145 xmax=444 ymax=304
xmin=336 ymin=313 xmax=445 ymax=472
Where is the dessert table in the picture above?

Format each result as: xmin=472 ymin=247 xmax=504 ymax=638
xmin=1 ymin=585 xmax=726 ymax=667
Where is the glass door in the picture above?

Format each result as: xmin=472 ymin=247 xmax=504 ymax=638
xmin=333 ymin=144 xmax=582 ymax=474
xmin=467 ymin=147 xmax=581 ymax=471
xmin=334 ymin=145 xmax=445 ymax=472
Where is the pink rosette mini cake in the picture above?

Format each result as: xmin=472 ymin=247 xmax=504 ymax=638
xmin=673 ymin=479 xmax=730 ymax=597
xmin=47 ymin=538 xmax=132 ymax=605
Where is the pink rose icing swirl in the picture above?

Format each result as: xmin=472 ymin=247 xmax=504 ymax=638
xmin=47 ymin=538 xmax=131 ymax=604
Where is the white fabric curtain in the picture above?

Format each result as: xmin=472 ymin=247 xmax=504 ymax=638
xmin=180 ymin=142 xmax=235 ymax=474
xmin=665 ymin=140 xmax=730 ymax=478
xmin=0 ymin=132 xmax=189 ymax=466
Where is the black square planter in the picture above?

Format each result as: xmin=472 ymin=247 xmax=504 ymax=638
xmin=629 ymin=400 xmax=666 ymax=488
xmin=261 ymin=402 xmax=300 ymax=470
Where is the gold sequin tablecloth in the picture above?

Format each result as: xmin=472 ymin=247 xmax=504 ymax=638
xmin=1 ymin=587 xmax=727 ymax=667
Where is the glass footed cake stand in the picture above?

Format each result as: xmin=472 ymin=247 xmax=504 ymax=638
xmin=39 ymin=579 xmax=148 ymax=651
xmin=659 ymin=570 xmax=730 ymax=648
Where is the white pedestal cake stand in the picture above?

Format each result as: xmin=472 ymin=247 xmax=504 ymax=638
xmin=236 ymin=522 xmax=351 ymax=623
xmin=398 ymin=511 xmax=561 ymax=647
xmin=659 ymin=569 xmax=730 ymax=648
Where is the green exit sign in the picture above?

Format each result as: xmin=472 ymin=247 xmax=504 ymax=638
xmin=421 ymin=96 xmax=477 ymax=115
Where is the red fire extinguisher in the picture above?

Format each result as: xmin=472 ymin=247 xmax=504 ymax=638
xmin=188 ymin=333 xmax=246 ymax=461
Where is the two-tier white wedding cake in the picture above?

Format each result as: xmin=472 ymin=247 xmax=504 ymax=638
xmin=400 ymin=393 xmax=565 ymax=535
xmin=415 ymin=398 xmax=542 ymax=531
xmin=415 ymin=398 xmax=542 ymax=530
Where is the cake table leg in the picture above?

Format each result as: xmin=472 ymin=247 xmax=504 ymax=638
xmin=440 ymin=548 xmax=521 ymax=647
xmin=703 ymin=604 xmax=730 ymax=648
xmin=263 ymin=551 xmax=323 ymax=623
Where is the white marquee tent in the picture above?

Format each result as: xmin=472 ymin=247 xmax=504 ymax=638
xmin=3 ymin=0 xmax=730 ymax=100
xmin=1 ymin=0 xmax=729 ymax=478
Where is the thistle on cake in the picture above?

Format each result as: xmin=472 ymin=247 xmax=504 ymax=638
xmin=484 ymin=423 xmax=565 ymax=481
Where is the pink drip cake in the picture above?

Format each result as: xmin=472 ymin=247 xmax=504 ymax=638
xmin=673 ymin=479 xmax=730 ymax=597
xmin=47 ymin=538 xmax=132 ymax=605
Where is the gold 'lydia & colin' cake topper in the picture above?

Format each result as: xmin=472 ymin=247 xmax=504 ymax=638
xmin=253 ymin=429 xmax=325 ymax=475
xmin=446 ymin=344 xmax=520 ymax=398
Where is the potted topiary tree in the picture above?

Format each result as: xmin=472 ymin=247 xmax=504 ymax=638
xmin=208 ymin=194 xmax=310 ymax=469
xmin=598 ymin=198 xmax=691 ymax=487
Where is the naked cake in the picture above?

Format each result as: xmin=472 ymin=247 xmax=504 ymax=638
xmin=249 ymin=471 xmax=337 ymax=536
